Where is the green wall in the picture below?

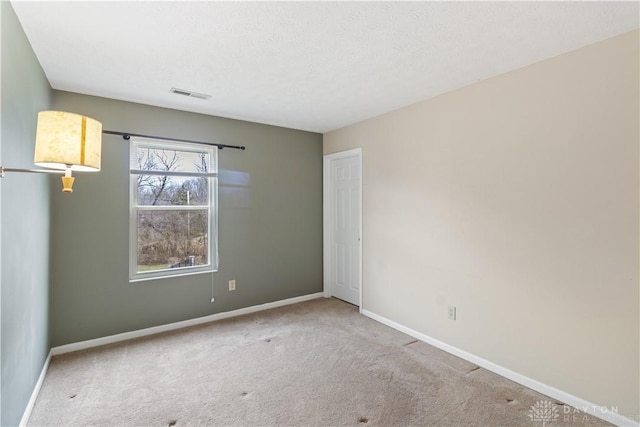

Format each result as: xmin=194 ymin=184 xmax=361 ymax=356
xmin=1 ymin=2 xmax=53 ymax=425
xmin=50 ymin=91 xmax=323 ymax=346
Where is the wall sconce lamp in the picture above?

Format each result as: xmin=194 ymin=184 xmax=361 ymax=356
xmin=0 ymin=111 xmax=102 ymax=193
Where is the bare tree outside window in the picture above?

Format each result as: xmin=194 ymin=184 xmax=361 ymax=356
xmin=130 ymin=139 xmax=216 ymax=280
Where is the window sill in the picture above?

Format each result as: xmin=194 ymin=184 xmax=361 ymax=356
xmin=130 ymin=268 xmax=218 ymax=283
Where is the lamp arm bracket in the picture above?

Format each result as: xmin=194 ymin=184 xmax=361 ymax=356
xmin=0 ymin=167 xmax=66 ymax=177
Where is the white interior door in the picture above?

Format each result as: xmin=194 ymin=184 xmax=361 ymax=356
xmin=324 ymin=149 xmax=362 ymax=307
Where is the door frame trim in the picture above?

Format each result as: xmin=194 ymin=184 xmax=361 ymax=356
xmin=323 ymin=148 xmax=363 ymax=310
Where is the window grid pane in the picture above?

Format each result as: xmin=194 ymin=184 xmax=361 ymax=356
xmin=136 ymin=210 xmax=209 ymax=273
xmin=132 ymin=145 xmax=213 ymax=173
xmin=136 ymin=175 xmax=209 ymax=206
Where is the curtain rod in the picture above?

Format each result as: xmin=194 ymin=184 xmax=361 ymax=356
xmin=102 ymin=130 xmax=246 ymax=150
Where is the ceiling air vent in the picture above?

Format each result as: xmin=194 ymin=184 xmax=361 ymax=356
xmin=170 ymin=88 xmax=211 ymax=100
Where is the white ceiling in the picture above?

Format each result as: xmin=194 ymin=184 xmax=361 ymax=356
xmin=10 ymin=1 xmax=639 ymax=133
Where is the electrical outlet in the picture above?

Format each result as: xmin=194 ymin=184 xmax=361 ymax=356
xmin=228 ymin=279 xmax=236 ymax=291
xmin=448 ymin=305 xmax=456 ymax=320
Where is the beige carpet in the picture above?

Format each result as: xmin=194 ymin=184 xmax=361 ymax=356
xmin=28 ymin=298 xmax=609 ymax=426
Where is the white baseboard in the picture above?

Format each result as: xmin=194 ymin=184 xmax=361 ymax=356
xmin=362 ymin=309 xmax=639 ymax=427
xmin=51 ymin=292 xmax=324 ymax=356
xmin=24 ymin=294 xmax=635 ymax=427
xmin=19 ymin=350 xmax=52 ymax=427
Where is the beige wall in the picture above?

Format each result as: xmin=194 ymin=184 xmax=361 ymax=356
xmin=324 ymin=30 xmax=639 ymax=421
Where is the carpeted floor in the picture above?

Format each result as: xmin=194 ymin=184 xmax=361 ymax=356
xmin=28 ymin=297 xmax=610 ymax=426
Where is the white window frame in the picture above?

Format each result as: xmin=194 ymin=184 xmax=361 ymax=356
xmin=129 ymin=138 xmax=218 ymax=282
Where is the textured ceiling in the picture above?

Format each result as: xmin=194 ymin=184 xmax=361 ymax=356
xmin=10 ymin=1 xmax=639 ymax=133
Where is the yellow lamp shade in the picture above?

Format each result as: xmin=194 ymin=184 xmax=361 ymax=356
xmin=33 ymin=111 xmax=102 ymax=171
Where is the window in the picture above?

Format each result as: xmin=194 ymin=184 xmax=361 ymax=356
xmin=130 ymin=138 xmax=217 ymax=281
